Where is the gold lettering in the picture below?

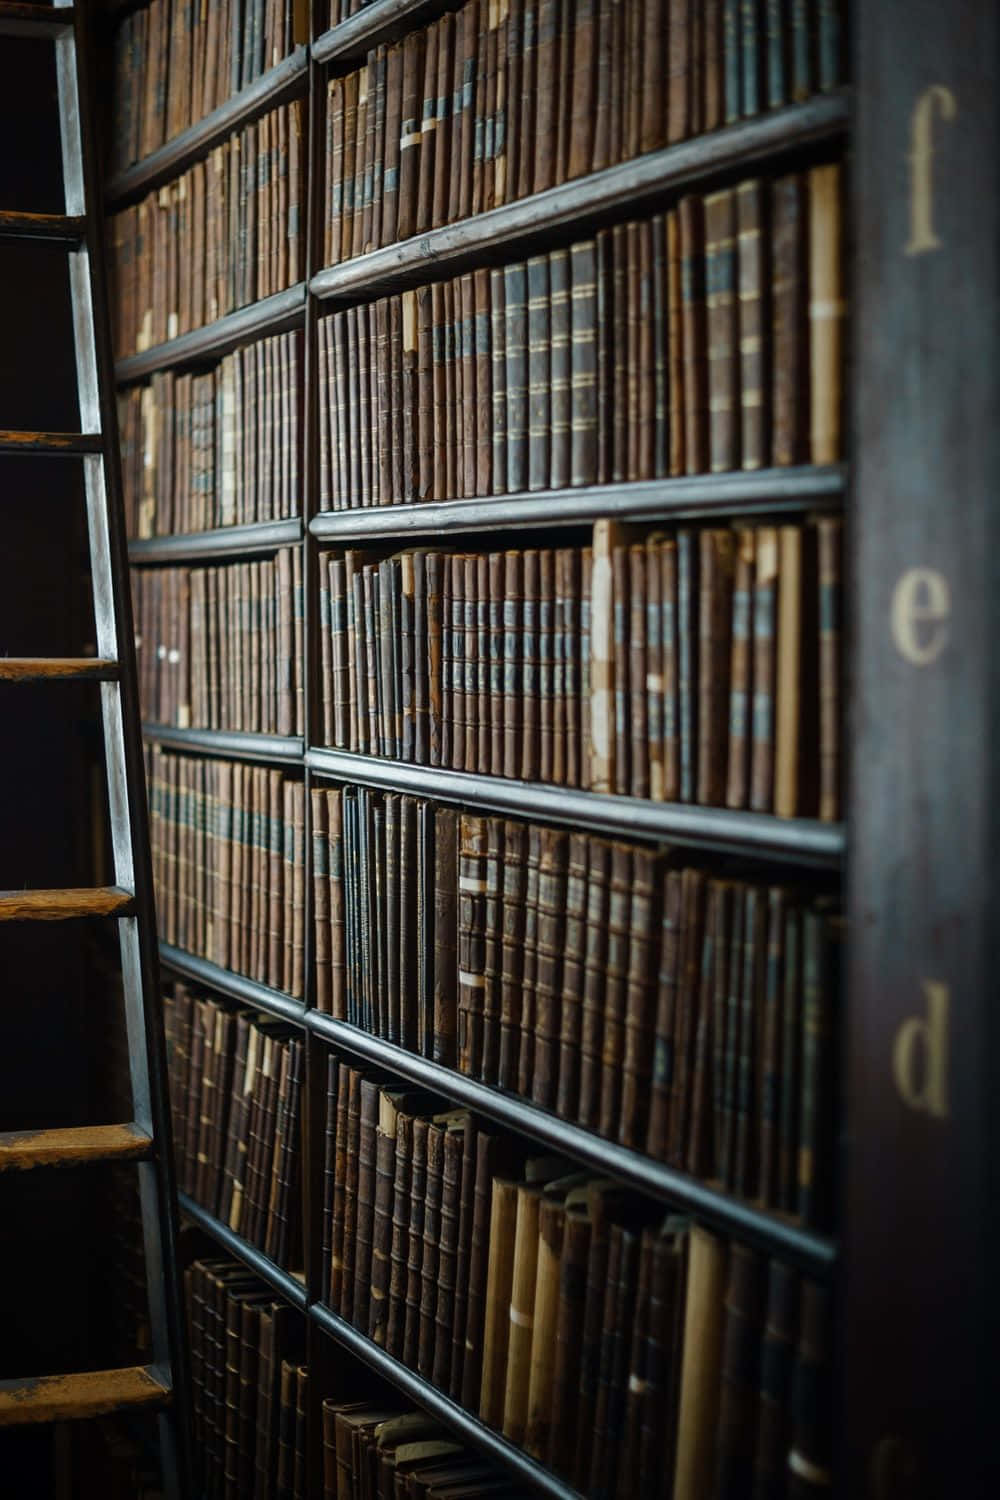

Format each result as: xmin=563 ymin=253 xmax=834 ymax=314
xmin=892 ymin=980 xmax=949 ymax=1119
xmin=890 ymin=568 xmax=950 ymax=665
xmin=904 ymin=84 xmax=957 ymax=256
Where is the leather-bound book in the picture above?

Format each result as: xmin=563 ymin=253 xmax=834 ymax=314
xmin=432 ymin=14 xmax=455 ymax=228
xmin=539 ymin=549 xmax=555 ymax=783
xmin=554 ymin=831 xmax=589 ymax=1119
xmin=478 ymin=1175 xmax=520 ymax=1428
xmin=716 ymin=884 xmax=745 ymax=1188
xmin=497 ymin=818 xmax=527 ymax=1091
xmin=667 ymin=0 xmax=692 ymax=142
xmin=338 ymin=1065 xmax=363 ymax=1318
xmin=628 ymin=542 xmax=649 ymax=797
xmin=610 ymin=225 xmax=628 ymax=482
xmin=446 ymin=1113 xmax=479 ymax=1401
xmin=523 ymin=1190 xmax=568 ymax=1461
xmin=515 ymin=825 xmax=542 ymax=1098
xmin=386 ymin=1108 xmax=415 ymax=1358
xmin=740 ymin=0 xmax=762 ymax=116
xmin=320 ymin=1054 xmax=339 ymax=1308
xmin=673 ymin=1225 xmax=728 ymax=1500
xmin=398 ymin=795 xmax=419 ymax=1050
xmin=712 ymin=1242 xmax=768 ymax=1498
xmin=312 ymin=787 xmax=332 ymax=1014
xmin=763 ymin=0 xmax=787 ymax=109
xmin=726 ymin=528 xmax=756 ymax=809
xmin=432 ymin=1116 xmax=470 ymax=1389
xmin=757 ymin=887 xmax=787 ymax=1209
xmin=774 ymin=524 xmax=803 ymax=818
xmin=532 ymin=826 xmax=569 ymax=1110
xmin=402 ymin=1114 xmax=429 ymax=1368
xmin=275 ymin=1359 xmax=297 ymax=1497
xmin=590 ymin=517 xmax=622 ymax=793
xmin=736 ymin=179 xmax=770 ymax=470
xmin=619 ymin=846 xmax=661 ymax=1149
xmin=489 ymin=269 xmax=508 ymax=492
xmin=381 ymin=44 xmax=404 ymax=247
xmin=677 ymin=527 xmax=699 ymax=803
xmin=569 ymin=239 xmax=599 ymax=487
xmin=457 ymin=814 xmax=488 ymax=1076
xmin=352 ymin=1075 xmax=383 ymax=1330
xmin=426 ymin=550 xmax=444 ymax=763
xmin=450 ymin=553 xmax=466 ymax=769
xmin=698 ymin=528 xmax=736 ymax=806
xmin=415 ymin=24 xmax=439 ymax=236
xmin=350 ymin=71 xmax=369 ymax=262
xmin=417 ymin=1118 xmax=449 ymax=1379
xmin=786 ymin=1281 xmax=832 ymax=1496
xmin=566 ymin=0 xmax=597 ymax=175
xmin=616 ymin=1226 xmax=656 ymax=1498
xmin=503 ymin=262 xmax=529 ymax=493
xmin=487 ymin=552 xmax=505 ymax=772
xmin=370 ymin=47 xmax=389 ymax=252
xmin=808 ymin=163 xmax=844 ymax=466
xmin=679 ymin=194 xmax=709 ymax=474
xmin=433 ymin=805 xmax=459 ymax=1068
xmin=475 ymin=553 xmax=492 ymax=770
xmin=455 ymin=3 xmax=480 ymax=222
xmin=815 ymin=515 xmax=841 ymax=822
xmin=771 ymin=173 xmax=808 ymax=466
xmin=588 ymin=1217 xmax=641 ymax=1496
xmin=502 ymin=550 xmax=523 ymax=778
xmin=733 ymin=884 xmax=767 ymax=1199
xmin=480 ymin=816 xmax=505 ymax=1084
xmin=751 ymin=1259 xmax=799 ymax=1500
xmin=635 ymin=1217 xmax=689 ymax=1492
xmin=546 ymin=1185 xmax=591 ymax=1478
xmin=749 ymin=526 xmax=778 ymax=811
xmin=473 ymin=269 xmax=492 ymax=497
xmin=705 ymin=187 xmax=740 ymax=473
xmin=797 ymin=910 xmax=834 ymax=1228
xmin=459 ymin=275 xmax=478 ymax=499
xmin=666 ymin=867 xmax=709 ymax=1169
xmin=370 ymin=1088 xmax=408 ymax=1347
xmin=396 ymin=33 xmax=425 ymax=243
xmin=569 ymin=1181 xmax=626 ymax=1493
xmin=578 ymin=835 xmax=611 ymax=1129
xmin=500 ymin=1181 xmax=544 ymax=1445
xmin=520 ymin=548 xmax=541 ymax=779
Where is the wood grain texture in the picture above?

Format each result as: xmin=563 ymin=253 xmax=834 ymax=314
xmin=0 ymin=887 xmax=134 ymax=921
xmin=0 ymin=1367 xmax=170 ymax=1426
xmin=0 ymin=211 xmax=85 ymax=242
xmin=0 ymin=1123 xmax=152 ymax=1171
xmin=0 ymin=658 xmax=118 ymax=681
xmin=0 ymin=431 xmax=102 ymax=455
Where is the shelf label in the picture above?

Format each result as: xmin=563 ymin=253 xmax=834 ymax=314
xmin=892 ymin=980 xmax=950 ymax=1118
xmin=905 ymin=84 xmax=957 ymax=256
xmin=890 ymin=567 xmax=950 ymax=665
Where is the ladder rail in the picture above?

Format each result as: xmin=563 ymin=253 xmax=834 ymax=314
xmin=51 ymin=3 xmax=194 ymax=1494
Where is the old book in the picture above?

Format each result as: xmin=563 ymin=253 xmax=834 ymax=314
xmin=402 ymin=1115 xmax=429 ymax=1368
xmin=815 ymin=515 xmax=841 ymax=822
xmin=771 ymin=172 xmax=809 ymax=465
xmin=546 ymin=1186 xmax=591 ymax=1477
xmin=553 ymin=830 xmax=588 ymax=1119
xmin=808 ymin=162 xmax=844 ymax=465
xmin=479 ymin=816 xmax=504 ymax=1084
xmin=752 ymin=1259 xmax=799 ymax=1498
xmin=577 ymin=835 xmax=610 ymax=1129
xmin=706 ymin=187 xmax=740 ymax=472
xmin=698 ymin=528 xmax=736 ymax=805
xmin=736 ymin=179 xmax=770 ymax=471
xmin=627 ymin=542 xmax=648 ymax=797
xmin=457 ymin=814 xmax=487 ymax=1077
xmin=757 ymin=886 xmax=787 ymax=1210
xmin=396 ymin=33 xmax=426 ymax=242
xmin=749 ymin=526 xmax=778 ymax=812
xmin=774 ymin=524 xmax=803 ymax=818
xmin=713 ymin=1243 xmax=768 ymax=1497
xmin=478 ymin=1175 xmax=519 ymax=1429
xmin=572 ymin=1179 xmax=629 ymax=1492
xmin=589 ymin=517 xmax=623 ymax=793
xmin=673 ymin=1225 xmax=728 ymax=1500
xmin=504 ymin=261 xmax=529 ymax=493
xmin=786 ymin=1281 xmax=833 ymax=1497
xmin=679 ymin=194 xmax=709 ymax=473
xmin=589 ymin=1221 xmax=641 ymax=1497
xmin=726 ymin=528 xmax=756 ymax=809
xmin=432 ymin=806 xmax=459 ymax=1068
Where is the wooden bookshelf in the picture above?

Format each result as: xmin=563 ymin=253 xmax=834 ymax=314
xmin=99 ymin=1 xmax=1000 ymax=1495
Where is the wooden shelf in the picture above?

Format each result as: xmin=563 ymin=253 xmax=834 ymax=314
xmin=0 ymin=210 xmax=86 ymax=243
xmin=177 ymin=1193 xmax=583 ymax=1500
xmin=178 ymin=1193 xmax=308 ymax=1309
xmin=307 ymin=749 xmax=845 ymax=866
xmin=105 ymin=47 xmax=309 ymax=209
xmin=311 ymin=465 xmax=846 ymax=542
xmin=129 ymin=518 xmax=303 ymax=564
xmin=142 ymin=725 xmax=304 ymax=764
xmin=115 ymin=282 xmax=307 ymax=384
xmin=160 ymin=944 xmax=307 ymax=1026
xmin=313 ymin=0 xmax=458 ymax=67
xmin=310 ymin=92 xmax=848 ymax=306
xmin=160 ymin=941 xmax=835 ymax=1276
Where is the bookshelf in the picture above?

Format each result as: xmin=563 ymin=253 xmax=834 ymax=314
xmin=98 ymin=1 xmax=999 ymax=1496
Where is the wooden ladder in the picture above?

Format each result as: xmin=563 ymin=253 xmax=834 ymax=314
xmin=0 ymin=5 xmax=190 ymax=1495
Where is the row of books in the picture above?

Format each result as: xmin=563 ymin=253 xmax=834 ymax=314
xmin=322 ymin=1399 xmax=532 ymax=1498
xmin=311 ymin=786 xmax=837 ymax=1226
xmin=167 ymin=984 xmax=303 ymax=1268
xmin=187 ymin=1256 xmax=306 ymax=1500
xmin=119 ymin=331 xmax=303 ymax=539
xmin=322 ymin=0 xmax=844 ymax=266
xmin=319 ymin=517 xmax=842 ymax=818
xmin=318 ymin=171 xmax=843 ymax=511
xmin=146 ymin=748 xmax=307 ymax=998
xmin=109 ymin=100 xmax=306 ymax=358
xmin=109 ymin=0 xmax=308 ymax=175
xmin=321 ymin=1057 xmax=831 ymax=1498
xmin=133 ymin=552 xmax=305 ymax=735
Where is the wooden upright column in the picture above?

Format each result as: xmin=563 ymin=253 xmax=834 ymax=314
xmin=848 ymin=2 xmax=999 ymax=1493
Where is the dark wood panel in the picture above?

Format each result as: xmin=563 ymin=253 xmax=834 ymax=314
xmin=0 ymin=887 xmax=134 ymax=921
xmin=0 ymin=1366 xmax=169 ymax=1426
xmin=848 ymin=2 xmax=999 ymax=1494
xmin=0 ymin=1123 xmax=152 ymax=1170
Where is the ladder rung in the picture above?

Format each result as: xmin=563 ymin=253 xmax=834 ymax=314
xmin=0 ymin=1123 xmax=153 ymax=1172
xmin=0 ymin=657 xmax=118 ymax=681
xmin=0 ymin=4 xmax=74 ymax=39
xmin=0 ymin=1366 xmax=170 ymax=1427
xmin=0 ymin=430 xmax=102 ymax=456
xmin=0 ymin=210 xmax=86 ymax=243
xmin=0 ymin=887 xmax=135 ymax=921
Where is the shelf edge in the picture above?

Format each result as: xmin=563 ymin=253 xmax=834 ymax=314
xmin=115 ymin=283 xmax=307 ymax=384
